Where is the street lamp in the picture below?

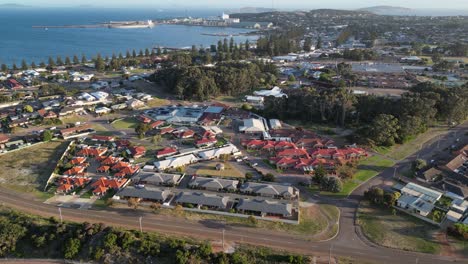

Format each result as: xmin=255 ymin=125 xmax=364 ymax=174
xmin=222 ymin=229 xmax=225 ymax=251
xmin=58 ymin=207 xmax=63 ymax=223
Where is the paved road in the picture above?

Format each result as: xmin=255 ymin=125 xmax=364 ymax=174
xmin=1 ymin=122 xmax=467 ymax=263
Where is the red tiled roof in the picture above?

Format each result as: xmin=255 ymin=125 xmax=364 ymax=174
xmin=112 ymin=162 xmax=130 ymax=171
xmin=129 ymin=146 xmax=146 ymax=157
xmin=92 ymin=135 xmax=115 ymax=142
xmin=157 ymin=147 xmax=177 ymax=157
xmin=93 ymin=185 xmax=108 ymax=194
xmin=70 ymin=157 xmax=87 ymax=165
xmin=277 ymin=148 xmax=310 ymax=158
xmin=63 ymin=166 xmax=86 ymax=176
xmin=57 ymin=184 xmax=74 ymax=192
xmin=150 ymin=120 xmax=165 ymax=129
xmin=160 ymin=127 xmax=175 ymax=135
xmin=196 ymin=138 xmax=217 ymax=146
xmin=0 ymin=133 xmax=10 ymax=143
xmin=97 ymin=166 xmax=110 ymax=172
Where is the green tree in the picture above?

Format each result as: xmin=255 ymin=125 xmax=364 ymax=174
xmin=56 ymin=56 xmax=64 ymax=66
xmin=0 ymin=218 xmax=27 ymax=256
xmin=64 ymin=238 xmax=81 ymax=259
xmin=261 ymin=173 xmax=275 ymax=182
xmin=135 ymin=123 xmax=151 ymax=138
xmin=31 ymin=61 xmax=37 ymax=69
xmin=12 ymin=64 xmax=18 ymax=71
xmin=23 ymin=105 xmax=33 ymax=113
xmin=316 ymin=37 xmax=322 ymax=49
xmin=42 ymin=130 xmax=53 ymax=142
xmin=313 ymin=164 xmax=326 ymax=184
xmin=65 ymin=56 xmax=71 ymax=66
xmin=48 ymin=56 xmax=56 ymax=68
xmin=94 ymin=54 xmax=105 ymax=72
xmin=21 ymin=59 xmax=28 ymax=70
xmin=288 ymin=74 xmax=296 ymax=82
xmin=303 ymin=37 xmax=312 ymax=51
xmin=1 ymin=64 xmax=8 ymax=72
xmin=81 ymin=54 xmax=87 ymax=64
xmin=412 ymin=159 xmax=427 ymax=171
xmin=320 ymin=176 xmax=342 ymax=193
xmin=365 ymin=114 xmax=400 ymax=146
xmin=73 ymin=55 xmax=80 ymax=65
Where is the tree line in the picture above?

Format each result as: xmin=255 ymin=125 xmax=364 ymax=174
xmin=0 ymin=208 xmax=309 ymax=263
xmin=152 ymin=60 xmax=278 ymax=100
xmin=261 ymin=82 xmax=468 ymax=147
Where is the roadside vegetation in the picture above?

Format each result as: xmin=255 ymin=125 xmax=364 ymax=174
xmin=0 ymin=206 xmax=311 ymax=263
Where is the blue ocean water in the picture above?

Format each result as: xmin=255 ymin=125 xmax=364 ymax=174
xmin=0 ymin=7 xmax=258 ymax=66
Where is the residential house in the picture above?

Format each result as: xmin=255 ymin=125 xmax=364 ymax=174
xmin=175 ymin=192 xmax=229 ymax=210
xmin=240 ymin=182 xmax=297 ymax=199
xmin=236 ymin=198 xmax=293 ymax=217
xmin=133 ymin=172 xmax=183 ymax=187
xmin=239 ymin=118 xmax=267 ymax=133
xmin=397 ymin=182 xmax=443 ymax=217
xmin=417 ymin=168 xmax=443 ymax=183
xmin=114 ymin=186 xmax=172 ymax=203
xmin=156 ymin=147 xmax=178 ymax=159
xmin=154 ymin=154 xmax=199 ymax=170
xmin=195 ymin=138 xmax=217 ymax=148
xmin=189 ymin=176 xmax=239 ymax=192
xmin=128 ymin=146 xmax=146 ymax=159
xmin=197 ymin=144 xmax=240 ymax=160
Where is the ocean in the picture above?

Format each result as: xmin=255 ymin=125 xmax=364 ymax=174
xmin=0 ymin=7 xmax=259 ymax=66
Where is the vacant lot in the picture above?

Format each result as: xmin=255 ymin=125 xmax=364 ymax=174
xmin=358 ymin=201 xmax=441 ymax=254
xmin=112 ymin=117 xmax=139 ymax=129
xmin=195 ymin=162 xmax=244 ymax=178
xmin=0 ymin=141 xmax=68 ymax=199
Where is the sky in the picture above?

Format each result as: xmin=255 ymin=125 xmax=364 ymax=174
xmin=2 ymin=0 xmax=468 ymax=10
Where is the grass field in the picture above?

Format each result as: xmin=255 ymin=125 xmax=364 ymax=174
xmin=195 ymin=162 xmax=244 ymax=178
xmin=357 ymin=201 xmax=441 ymax=254
xmin=145 ymin=97 xmax=170 ymax=108
xmin=317 ymin=155 xmax=395 ymax=198
xmin=112 ymin=117 xmax=139 ymax=129
xmin=0 ymin=141 xmax=68 ymax=199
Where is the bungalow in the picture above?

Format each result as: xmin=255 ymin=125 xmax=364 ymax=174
xmin=189 ymin=176 xmax=239 ymax=192
xmin=91 ymin=177 xmax=128 ymax=196
xmin=150 ymin=120 xmax=165 ymax=129
xmin=0 ymin=133 xmax=10 ymax=144
xmin=37 ymin=109 xmax=58 ymax=119
xmin=156 ymin=147 xmax=178 ymax=159
xmin=96 ymin=166 xmax=111 ymax=173
xmin=100 ymin=156 xmax=122 ymax=165
xmin=5 ymin=79 xmax=23 ymax=89
xmin=128 ymin=146 xmax=146 ymax=159
xmin=115 ymin=186 xmax=172 ymax=203
xmin=154 ymin=154 xmax=198 ymax=170
xmin=70 ymin=157 xmax=87 ymax=165
xmin=397 ymin=182 xmax=443 ymax=217
xmin=133 ymin=172 xmax=183 ymax=187
xmin=240 ymin=182 xmax=297 ymax=199
xmin=197 ymin=144 xmax=240 ymax=160
xmin=60 ymin=124 xmax=93 ymax=138
xmin=137 ymin=115 xmax=152 ymax=124
xmin=175 ymin=192 xmax=229 ymax=210
xmin=64 ymin=166 xmax=86 ymax=176
xmin=236 ymin=198 xmax=292 ymax=217
xmin=76 ymin=146 xmax=107 ymax=157
xmin=59 ymin=106 xmax=84 ymax=117
xmin=91 ymin=135 xmax=115 ymax=142
xmin=195 ymin=138 xmax=217 ymax=148
xmin=57 ymin=183 xmax=74 ymax=194
xmin=277 ymin=148 xmax=310 ymax=159
xmin=160 ymin=127 xmax=175 ymax=135
xmin=95 ymin=107 xmax=112 ymax=115
xmin=239 ymin=118 xmax=267 ymax=133
xmin=417 ymin=168 xmax=442 ymax=183
xmin=173 ymin=129 xmax=195 ymax=139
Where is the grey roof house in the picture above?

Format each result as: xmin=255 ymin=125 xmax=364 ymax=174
xmin=240 ymin=182 xmax=297 ymax=199
xmin=189 ymin=176 xmax=239 ymax=192
xmin=134 ymin=172 xmax=183 ymax=186
xmin=236 ymin=198 xmax=292 ymax=217
xmin=115 ymin=186 xmax=172 ymax=202
xmin=175 ymin=192 xmax=229 ymax=209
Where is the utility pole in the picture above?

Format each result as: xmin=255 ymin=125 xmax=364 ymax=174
xmin=222 ymin=229 xmax=225 ymax=251
xmin=328 ymin=244 xmax=333 ymax=264
xmin=58 ymin=207 xmax=63 ymax=223
xmin=139 ymin=216 xmax=143 ymax=233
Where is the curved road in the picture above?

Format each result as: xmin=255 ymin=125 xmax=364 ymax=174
xmin=1 ymin=123 xmax=467 ymax=263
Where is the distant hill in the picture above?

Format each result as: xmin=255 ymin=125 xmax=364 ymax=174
xmin=0 ymin=3 xmax=30 ymax=8
xmin=226 ymin=7 xmax=276 ymax=14
xmin=358 ymin=6 xmax=414 ymax=15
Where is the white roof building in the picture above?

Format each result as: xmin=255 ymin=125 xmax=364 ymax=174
xmin=397 ymin=182 xmax=443 ymax=217
xmin=197 ymin=144 xmax=240 ymax=160
xmin=239 ymin=118 xmax=267 ymax=133
xmin=154 ymin=154 xmax=198 ymax=170
xmin=91 ymin=91 xmax=109 ymax=101
xmin=269 ymin=119 xmax=282 ymax=129
xmin=79 ymin=92 xmax=95 ymax=102
xmin=253 ymin=86 xmax=287 ymax=98
xmin=95 ymin=107 xmax=112 ymax=114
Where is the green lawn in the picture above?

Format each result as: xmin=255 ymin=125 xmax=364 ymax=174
xmin=112 ymin=117 xmax=139 ymax=129
xmin=145 ymin=97 xmax=170 ymax=108
xmin=358 ymin=201 xmax=441 ymax=254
